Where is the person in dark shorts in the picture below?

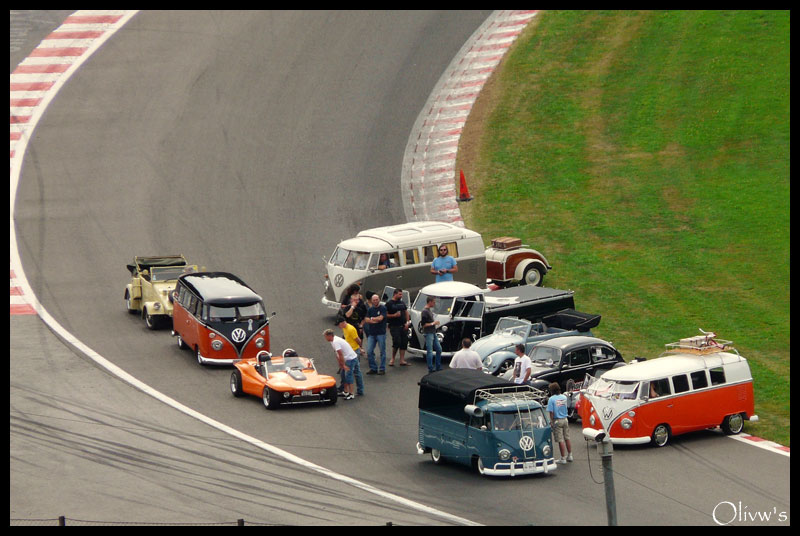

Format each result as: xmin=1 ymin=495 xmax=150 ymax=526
xmin=385 ymin=288 xmax=410 ymax=366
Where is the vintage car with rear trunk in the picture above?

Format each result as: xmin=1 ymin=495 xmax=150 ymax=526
xmin=577 ymin=331 xmax=758 ymax=447
xmin=485 ymin=236 xmax=550 ymax=287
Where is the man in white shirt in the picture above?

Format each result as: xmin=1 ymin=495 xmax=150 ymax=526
xmin=511 ymin=343 xmax=532 ymax=384
xmin=450 ymin=338 xmax=483 ymax=370
xmin=324 ymin=328 xmax=362 ymax=400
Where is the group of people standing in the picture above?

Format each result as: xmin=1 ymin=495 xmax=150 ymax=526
xmin=323 ymin=284 xmax=412 ymax=400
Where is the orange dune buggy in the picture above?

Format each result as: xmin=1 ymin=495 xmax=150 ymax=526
xmin=230 ymin=349 xmax=338 ymax=409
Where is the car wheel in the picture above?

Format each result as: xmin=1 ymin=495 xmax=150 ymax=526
xmin=522 ymin=265 xmax=544 ymax=286
xmin=651 ymin=423 xmax=671 ymax=447
xmin=430 ymin=449 xmax=443 ymax=464
xmin=263 ymin=387 xmax=281 ymax=410
xmin=721 ymin=413 xmax=744 ymax=435
xmin=325 ymin=387 xmax=337 ymax=406
xmin=474 ymin=456 xmax=486 ymax=475
xmin=125 ymin=292 xmax=137 ymax=314
xmin=144 ymin=309 xmax=158 ymax=330
xmin=230 ymin=370 xmax=244 ymax=397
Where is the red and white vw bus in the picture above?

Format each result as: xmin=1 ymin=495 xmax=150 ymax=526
xmin=578 ymin=332 xmax=758 ymax=447
xmin=172 ymin=272 xmax=271 ymax=365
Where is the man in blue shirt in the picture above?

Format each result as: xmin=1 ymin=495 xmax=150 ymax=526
xmin=364 ymin=293 xmax=388 ymax=374
xmin=431 ymin=245 xmax=458 ymax=283
xmin=547 ymin=382 xmax=573 ymax=464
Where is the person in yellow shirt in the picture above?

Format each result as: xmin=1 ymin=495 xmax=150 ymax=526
xmin=336 ymin=315 xmax=364 ymax=396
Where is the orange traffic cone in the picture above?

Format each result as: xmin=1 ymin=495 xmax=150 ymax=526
xmin=457 ymin=169 xmax=473 ymax=202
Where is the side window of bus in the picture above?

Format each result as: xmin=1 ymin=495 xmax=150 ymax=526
xmin=368 ymin=254 xmax=379 ymax=270
xmin=441 ymin=242 xmax=458 ymax=257
xmin=423 ymin=245 xmax=436 ymax=263
xmin=690 ymin=370 xmax=709 ymax=390
xmin=649 ymin=378 xmax=671 ymax=398
xmin=353 ymin=252 xmax=370 ymax=270
xmin=709 ymin=367 xmax=726 ymax=385
xmin=176 ymin=285 xmax=186 ymax=306
xmin=188 ymin=295 xmax=199 ymax=316
xmin=385 ymin=251 xmax=400 ymax=268
xmin=671 ymin=374 xmax=690 ymax=394
xmin=370 ymin=253 xmax=400 ymax=270
xmin=404 ymin=248 xmax=420 ymax=265
xmin=181 ymin=289 xmax=191 ymax=308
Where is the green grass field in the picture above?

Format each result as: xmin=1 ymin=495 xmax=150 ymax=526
xmin=458 ymin=10 xmax=789 ymax=445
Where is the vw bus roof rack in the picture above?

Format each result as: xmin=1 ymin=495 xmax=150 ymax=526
xmin=663 ymin=330 xmax=738 ymax=356
xmin=473 ymin=385 xmax=548 ymax=406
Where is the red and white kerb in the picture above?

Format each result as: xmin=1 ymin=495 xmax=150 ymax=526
xmin=11 ymin=11 xmax=138 ymax=316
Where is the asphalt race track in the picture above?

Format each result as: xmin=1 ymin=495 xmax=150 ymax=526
xmin=11 ymin=11 xmax=790 ymax=526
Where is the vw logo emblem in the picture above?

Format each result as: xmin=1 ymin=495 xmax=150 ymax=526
xmin=231 ymin=328 xmax=247 ymax=343
xmin=519 ymin=435 xmax=535 ymax=451
xmin=334 ymin=274 xmax=344 ymax=287
xmin=603 ymin=406 xmax=613 ymax=420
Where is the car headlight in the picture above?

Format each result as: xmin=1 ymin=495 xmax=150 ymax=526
xmin=255 ymin=338 xmax=265 ymax=348
xmin=542 ymin=444 xmax=552 ymax=457
xmin=153 ymin=303 xmax=161 ymax=310
xmin=590 ymin=415 xmax=596 ymax=426
xmin=498 ymin=449 xmax=511 ymax=461
xmin=441 ymin=325 xmax=448 ymax=333
xmin=211 ymin=339 xmax=223 ymax=351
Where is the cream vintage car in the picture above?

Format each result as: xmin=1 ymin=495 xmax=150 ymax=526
xmin=124 ymin=255 xmax=197 ymax=329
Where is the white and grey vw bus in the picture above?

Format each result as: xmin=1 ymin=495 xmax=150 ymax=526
xmin=321 ymin=221 xmax=487 ymax=309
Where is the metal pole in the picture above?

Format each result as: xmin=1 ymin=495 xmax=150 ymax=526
xmin=600 ymin=440 xmax=617 ymax=526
